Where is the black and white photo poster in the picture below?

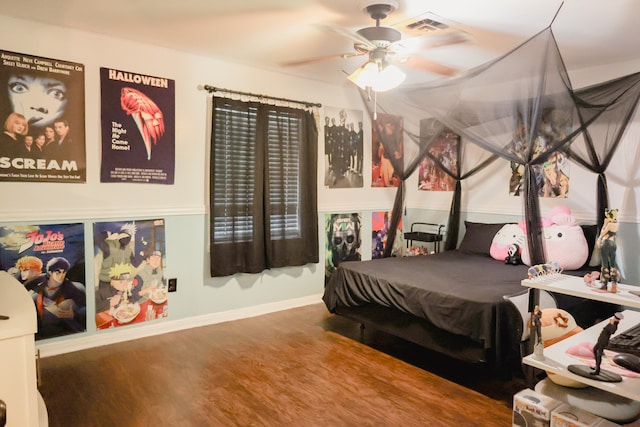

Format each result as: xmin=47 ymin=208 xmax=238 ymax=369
xmin=0 ymin=50 xmax=86 ymax=182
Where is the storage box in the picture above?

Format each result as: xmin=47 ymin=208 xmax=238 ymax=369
xmin=513 ymin=388 xmax=562 ymax=427
xmin=551 ymin=404 xmax=606 ymax=427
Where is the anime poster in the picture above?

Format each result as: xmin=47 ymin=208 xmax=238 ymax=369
xmin=371 ymin=211 xmax=403 ymax=259
xmin=0 ymin=50 xmax=86 ymax=183
xmin=100 ymin=67 xmax=175 ymax=184
xmin=509 ymin=150 xmax=570 ymax=197
xmin=372 ymin=113 xmax=403 ymax=187
xmin=325 ymin=213 xmax=361 ymax=283
xmin=509 ymin=109 xmax=571 ymax=197
xmin=418 ymin=128 xmax=458 ymax=191
xmin=0 ymin=223 xmax=86 ymax=340
xmin=93 ymin=219 xmax=168 ymax=330
xmin=323 ymin=106 xmax=363 ymax=188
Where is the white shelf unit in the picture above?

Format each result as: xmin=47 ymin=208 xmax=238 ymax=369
xmin=0 ymin=271 xmax=47 ymax=427
xmin=522 ymin=274 xmax=640 ymax=402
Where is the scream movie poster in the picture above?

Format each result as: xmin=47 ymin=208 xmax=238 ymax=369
xmin=0 ymin=223 xmax=86 ymax=341
xmin=0 ymin=50 xmax=86 ymax=183
xmin=100 ymin=67 xmax=175 ymax=184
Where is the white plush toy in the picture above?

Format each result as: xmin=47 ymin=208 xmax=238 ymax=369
xmin=519 ymin=206 xmax=589 ymax=271
xmin=490 ymin=223 xmax=525 ymax=261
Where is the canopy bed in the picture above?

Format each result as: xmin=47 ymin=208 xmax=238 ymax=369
xmin=323 ymin=25 xmax=640 ymax=368
xmin=323 ymin=220 xmax=613 ymax=369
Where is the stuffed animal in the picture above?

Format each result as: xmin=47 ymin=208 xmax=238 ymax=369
xmin=490 ymin=223 xmax=525 ymax=261
xmin=539 ymin=307 xmax=587 ymax=388
xmin=519 ymin=206 xmax=589 ymax=270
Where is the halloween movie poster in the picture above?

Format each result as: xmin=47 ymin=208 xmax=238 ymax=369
xmin=0 ymin=223 xmax=86 ymax=340
xmin=0 ymin=50 xmax=86 ymax=183
xmin=100 ymin=67 xmax=175 ymax=184
xmin=325 ymin=213 xmax=361 ymax=283
xmin=93 ymin=219 xmax=168 ymax=330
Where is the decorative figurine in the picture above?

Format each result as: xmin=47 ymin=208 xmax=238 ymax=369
xmin=583 ymin=271 xmax=600 ymax=287
xmin=504 ymin=243 xmax=522 ymax=265
xmin=527 ymin=261 xmax=562 ymax=279
xmin=593 ymin=312 xmax=623 ymax=374
xmin=596 ymin=208 xmax=620 ymax=293
xmin=531 ymin=305 xmax=544 ymax=360
xmin=568 ymin=312 xmax=624 ymax=382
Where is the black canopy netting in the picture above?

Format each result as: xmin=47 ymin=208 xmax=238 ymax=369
xmin=363 ymin=27 xmax=640 ymax=263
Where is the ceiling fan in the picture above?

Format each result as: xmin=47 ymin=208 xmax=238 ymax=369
xmin=282 ymin=0 xmax=470 ymax=91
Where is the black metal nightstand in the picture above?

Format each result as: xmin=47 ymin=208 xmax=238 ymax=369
xmin=404 ymin=222 xmax=444 ymax=253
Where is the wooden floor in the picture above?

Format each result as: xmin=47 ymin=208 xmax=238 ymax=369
xmin=39 ymin=303 xmax=525 ymax=426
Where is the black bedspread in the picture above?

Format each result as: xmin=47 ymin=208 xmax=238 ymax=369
xmin=323 ymin=251 xmax=531 ymax=350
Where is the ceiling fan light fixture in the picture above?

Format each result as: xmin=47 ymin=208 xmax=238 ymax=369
xmin=348 ymin=60 xmax=405 ymax=92
xmin=347 ymin=61 xmax=379 ymax=89
xmin=374 ymin=62 xmax=405 ymax=91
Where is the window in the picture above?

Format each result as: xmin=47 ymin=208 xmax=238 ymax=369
xmin=266 ymin=110 xmax=303 ymax=240
xmin=209 ymin=97 xmax=318 ymax=277
xmin=211 ymin=103 xmax=257 ymax=244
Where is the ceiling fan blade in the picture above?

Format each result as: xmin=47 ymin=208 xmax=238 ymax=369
xmin=395 ymin=55 xmax=459 ymax=77
xmin=317 ymin=23 xmax=377 ymax=51
xmin=280 ymin=51 xmax=364 ymax=67
xmin=391 ymin=29 xmax=470 ymax=54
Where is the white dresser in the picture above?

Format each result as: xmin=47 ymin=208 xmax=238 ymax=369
xmin=0 ymin=271 xmax=47 ymax=427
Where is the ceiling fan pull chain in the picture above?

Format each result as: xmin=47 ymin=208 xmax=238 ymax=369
xmin=373 ymin=89 xmax=378 ymax=120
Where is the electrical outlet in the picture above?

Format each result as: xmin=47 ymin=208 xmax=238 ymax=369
xmin=168 ymin=278 xmax=177 ymax=292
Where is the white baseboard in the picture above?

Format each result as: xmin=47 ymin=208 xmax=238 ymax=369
xmin=37 ymin=294 xmax=324 ymax=358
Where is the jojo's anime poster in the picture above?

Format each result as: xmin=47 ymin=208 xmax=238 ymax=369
xmin=372 ymin=211 xmax=402 ymax=259
xmin=93 ymin=219 xmax=168 ymax=330
xmin=0 ymin=223 xmax=86 ymax=340
xmin=0 ymin=50 xmax=86 ymax=183
xmin=100 ymin=67 xmax=175 ymax=184
xmin=325 ymin=213 xmax=361 ymax=283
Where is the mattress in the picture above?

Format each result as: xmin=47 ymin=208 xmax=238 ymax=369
xmin=323 ymin=250 xmax=531 ymax=350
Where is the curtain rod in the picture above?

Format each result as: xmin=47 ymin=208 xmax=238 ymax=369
xmin=203 ymin=85 xmax=322 ymax=108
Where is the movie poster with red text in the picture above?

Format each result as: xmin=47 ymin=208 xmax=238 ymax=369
xmin=100 ymin=67 xmax=175 ymax=184
xmin=0 ymin=223 xmax=86 ymax=340
xmin=0 ymin=50 xmax=86 ymax=182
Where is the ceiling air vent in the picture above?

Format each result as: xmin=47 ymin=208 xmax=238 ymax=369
xmin=393 ymin=13 xmax=455 ymax=37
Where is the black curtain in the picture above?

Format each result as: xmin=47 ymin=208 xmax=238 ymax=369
xmin=568 ymin=72 xmax=640 ymax=229
xmin=209 ymin=98 xmax=318 ymax=276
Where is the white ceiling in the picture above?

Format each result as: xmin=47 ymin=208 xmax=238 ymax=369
xmin=2 ymin=0 xmax=639 ymax=87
